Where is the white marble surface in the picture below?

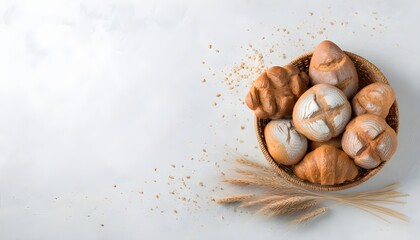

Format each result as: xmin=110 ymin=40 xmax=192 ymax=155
xmin=1 ymin=0 xmax=420 ymax=239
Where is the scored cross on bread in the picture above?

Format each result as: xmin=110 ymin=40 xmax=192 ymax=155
xmin=342 ymin=114 xmax=398 ymax=169
xmin=293 ymin=84 xmax=352 ymax=142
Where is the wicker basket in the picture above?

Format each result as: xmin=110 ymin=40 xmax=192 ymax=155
xmin=255 ymin=51 xmax=399 ymax=191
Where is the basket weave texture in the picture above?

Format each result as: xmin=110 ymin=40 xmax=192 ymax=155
xmin=255 ymin=51 xmax=399 ymax=191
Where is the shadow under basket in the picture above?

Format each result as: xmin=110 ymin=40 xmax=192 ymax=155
xmin=255 ymin=51 xmax=399 ymax=191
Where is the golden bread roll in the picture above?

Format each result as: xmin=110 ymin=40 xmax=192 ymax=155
xmin=293 ymin=145 xmax=358 ymax=185
xmin=246 ymin=65 xmax=309 ymax=119
xmin=309 ymin=40 xmax=358 ymax=99
xmin=264 ymin=119 xmax=308 ymax=166
xmin=342 ymin=114 xmax=398 ymax=169
xmin=352 ymin=82 xmax=396 ymax=118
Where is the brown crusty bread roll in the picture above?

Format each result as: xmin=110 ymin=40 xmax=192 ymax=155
xmin=264 ymin=119 xmax=308 ymax=166
xmin=342 ymin=114 xmax=398 ymax=169
xmin=309 ymin=40 xmax=358 ymax=99
xmin=246 ymin=65 xmax=309 ymax=119
xmin=292 ymin=84 xmax=352 ymax=142
xmin=293 ymin=145 xmax=358 ymax=185
xmin=352 ymin=82 xmax=396 ymax=118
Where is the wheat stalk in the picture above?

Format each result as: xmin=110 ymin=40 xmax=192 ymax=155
xmin=257 ymin=196 xmax=308 ymax=215
xmin=240 ymin=195 xmax=287 ymax=208
xmin=269 ymin=199 xmax=318 ymax=216
xmin=292 ymin=207 xmax=328 ymax=224
xmin=215 ymin=194 xmax=255 ymax=204
xmin=216 ymin=157 xmax=408 ymax=224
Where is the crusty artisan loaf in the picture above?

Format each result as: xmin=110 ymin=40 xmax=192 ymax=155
xmin=264 ymin=119 xmax=308 ymax=166
xmin=342 ymin=114 xmax=398 ymax=169
xmin=292 ymin=84 xmax=352 ymax=142
xmin=352 ymin=82 xmax=396 ymax=118
xmin=246 ymin=65 xmax=309 ymax=119
xmin=309 ymin=40 xmax=358 ymax=99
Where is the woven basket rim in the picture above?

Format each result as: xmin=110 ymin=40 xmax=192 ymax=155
xmin=255 ymin=51 xmax=399 ymax=191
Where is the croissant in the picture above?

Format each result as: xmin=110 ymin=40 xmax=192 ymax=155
xmin=293 ymin=145 xmax=358 ymax=185
xmin=246 ymin=65 xmax=309 ymax=119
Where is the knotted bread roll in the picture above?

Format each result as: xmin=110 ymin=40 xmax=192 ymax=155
xmin=246 ymin=65 xmax=309 ymax=119
xmin=352 ymin=82 xmax=396 ymax=118
xmin=293 ymin=145 xmax=358 ymax=185
xmin=264 ymin=119 xmax=308 ymax=166
xmin=342 ymin=114 xmax=398 ymax=169
xmin=309 ymin=40 xmax=358 ymax=99
xmin=292 ymin=84 xmax=352 ymax=142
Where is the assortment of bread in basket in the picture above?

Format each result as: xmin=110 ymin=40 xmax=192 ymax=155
xmin=246 ymin=40 xmax=399 ymax=191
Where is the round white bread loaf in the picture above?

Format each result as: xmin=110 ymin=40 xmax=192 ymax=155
xmin=264 ymin=119 xmax=308 ymax=166
xmin=293 ymin=84 xmax=352 ymax=142
xmin=309 ymin=40 xmax=359 ymax=99
xmin=342 ymin=114 xmax=398 ymax=169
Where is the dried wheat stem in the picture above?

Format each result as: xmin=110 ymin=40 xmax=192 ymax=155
xmin=240 ymin=195 xmax=287 ymax=208
xmin=224 ymin=177 xmax=310 ymax=195
xmin=235 ymin=158 xmax=274 ymax=172
xmin=215 ymin=194 xmax=255 ymax=204
xmin=313 ymin=195 xmax=393 ymax=223
xmin=235 ymin=168 xmax=277 ymax=178
xmin=360 ymin=203 xmax=407 ymax=221
xmin=292 ymin=207 xmax=328 ymax=224
xmin=344 ymin=197 xmax=406 ymax=204
xmin=257 ymin=196 xmax=309 ymax=215
xmin=342 ymin=183 xmax=401 ymax=199
xmin=269 ymin=200 xmax=318 ymax=216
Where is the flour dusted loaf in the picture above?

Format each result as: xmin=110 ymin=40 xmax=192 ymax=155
xmin=342 ymin=114 xmax=398 ymax=169
xmin=246 ymin=65 xmax=309 ymax=119
xmin=352 ymin=82 xmax=396 ymax=118
xmin=264 ymin=119 xmax=308 ymax=166
xmin=293 ymin=145 xmax=358 ymax=185
xmin=309 ymin=40 xmax=358 ymax=99
xmin=292 ymin=84 xmax=352 ymax=142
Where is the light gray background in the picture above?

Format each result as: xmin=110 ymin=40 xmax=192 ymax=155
xmin=0 ymin=0 xmax=419 ymax=239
